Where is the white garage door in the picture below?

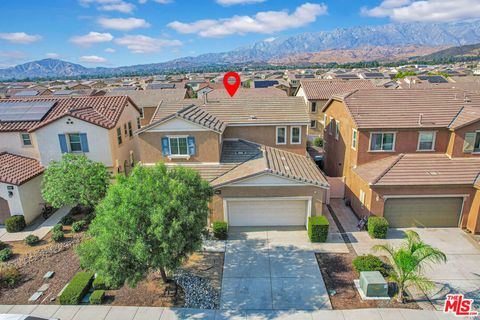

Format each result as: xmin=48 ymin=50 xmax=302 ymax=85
xmin=227 ymin=199 xmax=308 ymax=227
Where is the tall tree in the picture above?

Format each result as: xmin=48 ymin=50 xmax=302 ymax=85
xmin=77 ymin=163 xmax=213 ymax=287
xmin=373 ymin=230 xmax=447 ymax=303
xmin=41 ymin=154 xmax=110 ymax=209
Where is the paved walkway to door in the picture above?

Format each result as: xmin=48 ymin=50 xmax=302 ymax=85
xmin=220 ymin=227 xmax=332 ymax=311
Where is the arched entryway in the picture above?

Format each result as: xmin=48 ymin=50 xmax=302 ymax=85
xmin=0 ymin=197 xmax=11 ymax=224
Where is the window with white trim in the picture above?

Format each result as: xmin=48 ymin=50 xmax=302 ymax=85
xmin=464 ymin=131 xmax=480 ymax=153
xmin=328 ymin=117 xmax=333 ymax=135
xmin=276 ymin=126 xmax=286 ymax=145
xmin=139 ymin=108 xmax=145 ymax=119
xmin=21 ymin=133 xmax=32 ymax=146
xmin=359 ymin=190 xmax=366 ymax=206
xmin=323 ymin=114 xmax=327 ymax=126
xmin=67 ymin=133 xmax=82 ymax=152
xmin=417 ymin=131 xmax=436 ymax=151
xmin=117 ymin=127 xmax=122 ymax=145
xmin=169 ymin=137 xmax=189 ymax=155
xmin=311 ymin=101 xmax=317 ymax=113
xmin=136 ymin=117 xmax=141 ymax=129
xmin=310 ymin=120 xmax=316 ymax=129
xmin=335 ymin=120 xmax=340 ymax=140
xmin=370 ymin=132 xmax=395 ymax=151
xmin=128 ymin=121 xmax=133 ymax=137
xmin=291 ymin=126 xmax=301 ymax=144
xmin=352 ymin=128 xmax=358 ymax=150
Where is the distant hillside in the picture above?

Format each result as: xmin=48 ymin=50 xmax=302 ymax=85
xmin=422 ymin=43 xmax=480 ymax=60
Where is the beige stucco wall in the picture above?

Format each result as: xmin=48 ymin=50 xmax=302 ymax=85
xmin=0 ymin=175 xmax=43 ymax=224
xmin=0 ymin=132 xmax=40 ymax=159
xmin=466 ymin=188 xmax=480 ymax=234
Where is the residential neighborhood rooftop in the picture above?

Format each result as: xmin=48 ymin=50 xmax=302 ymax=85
xmin=299 ymin=79 xmax=375 ymax=100
xmin=0 ymin=152 xmax=44 ymax=185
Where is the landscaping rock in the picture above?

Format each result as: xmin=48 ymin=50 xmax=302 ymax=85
xmin=173 ymin=271 xmax=220 ymax=309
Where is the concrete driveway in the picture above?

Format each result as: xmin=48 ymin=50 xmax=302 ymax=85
xmin=220 ymin=227 xmax=332 ymax=311
xmin=330 ymin=199 xmax=480 ymax=312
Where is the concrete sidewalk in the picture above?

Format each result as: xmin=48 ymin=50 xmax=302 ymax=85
xmin=0 ymin=305 xmax=462 ymax=320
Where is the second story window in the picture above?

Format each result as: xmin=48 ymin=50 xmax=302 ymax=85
xmin=137 ymin=117 xmax=141 ymax=129
xmin=117 ymin=127 xmax=122 ymax=145
xmin=128 ymin=121 xmax=133 ymax=137
xmin=311 ymin=102 xmax=317 ymax=113
xmin=139 ymin=108 xmax=145 ymax=119
xmin=21 ymin=133 xmax=32 ymax=146
xmin=463 ymin=131 xmax=480 ymax=153
xmin=67 ymin=133 xmax=82 ymax=152
xmin=335 ymin=120 xmax=340 ymax=140
xmin=276 ymin=126 xmax=286 ymax=145
xmin=162 ymin=136 xmax=196 ymax=157
xmin=291 ymin=126 xmax=301 ymax=144
xmin=370 ymin=132 xmax=395 ymax=152
xmin=352 ymin=129 xmax=358 ymax=150
xmin=328 ymin=117 xmax=333 ymax=135
xmin=58 ymin=133 xmax=89 ymax=153
xmin=417 ymin=131 xmax=436 ymax=151
xmin=310 ymin=120 xmax=316 ymax=129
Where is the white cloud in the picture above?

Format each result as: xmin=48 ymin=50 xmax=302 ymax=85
xmin=97 ymin=17 xmax=150 ymax=31
xmin=114 ymin=35 xmax=182 ymax=53
xmin=216 ymin=0 xmax=266 ymax=6
xmin=79 ymin=0 xmax=135 ymax=13
xmin=79 ymin=55 xmax=107 ymax=63
xmin=168 ymin=2 xmax=328 ymax=37
xmin=0 ymin=32 xmax=42 ymax=44
xmin=105 ymin=47 xmax=116 ymax=53
xmin=264 ymin=37 xmax=276 ymax=42
xmin=137 ymin=0 xmax=173 ymax=3
xmin=46 ymin=53 xmax=60 ymax=59
xmin=361 ymin=0 xmax=480 ymax=22
xmin=70 ymin=32 xmax=114 ymax=46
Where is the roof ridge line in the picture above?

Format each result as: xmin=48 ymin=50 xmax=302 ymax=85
xmin=371 ymin=153 xmax=405 ymax=186
xmin=448 ymin=106 xmax=464 ymax=129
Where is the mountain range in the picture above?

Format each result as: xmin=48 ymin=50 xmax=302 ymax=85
xmin=2 ymin=21 xmax=480 ymax=80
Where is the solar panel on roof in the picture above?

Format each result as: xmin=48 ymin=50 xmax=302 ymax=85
xmin=14 ymin=90 xmax=39 ymax=97
xmin=0 ymin=101 xmax=56 ymax=122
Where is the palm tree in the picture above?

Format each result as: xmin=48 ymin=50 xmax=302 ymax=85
xmin=372 ymin=230 xmax=447 ymax=303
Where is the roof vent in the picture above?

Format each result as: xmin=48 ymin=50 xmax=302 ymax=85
xmin=249 ymin=115 xmax=257 ymax=120
xmin=418 ymin=113 xmax=423 ymax=126
xmin=464 ymin=96 xmax=471 ymax=103
xmin=284 ymin=165 xmax=290 ymax=171
xmin=427 ymin=171 xmax=439 ymax=176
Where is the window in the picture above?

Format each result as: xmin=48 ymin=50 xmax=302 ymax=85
xmin=291 ymin=126 xmax=301 ymax=144
xmin=335 ymin=120 xmax=340 ymax=140
xmin=128 ymin=121 xmax=133 ymax=137
xmin=476 ymin=132 xmax=480 ymax=153
xmin=370 ymin=132 xmax=395 ymax=151
xmin=328 ymin=117 xmax=333 ymax=135
xmin=170 ymin=137 xmax=188 ymax=155
xmin=464 ymin=132 xmax=480 ymax=153
xmin=311 ymin=102 xmax=317 ymax=113
xmin=136 ymin=117 xmax=141 ymax=129
xmin=323 ymin=114 xmax=327 ymax=126
xmin=417 ymin=131 xmax=436 ymax=151
xmin=359 ymin=190 xmax=366 ymax=206
xmin=310 ymin=120 xmax=317 ymax=129
xmin=21 ymin=133 xmax=32 ymax=146
xmin=67 ymin=133 xmax=82 ymax=152
xmin=276 ymin=126 xmax=286 ymax=145
xmin=352 ymin=129 xmax=358 ymax=150
xmin=117 ymin=127 xmax=122 ymax=145
xmin=139 ymin=108 xmax=144 ymax=119
xmin=124 ymin=124 xmax=128 ymax=136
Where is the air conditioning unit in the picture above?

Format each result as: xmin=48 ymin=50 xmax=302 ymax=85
xmin=359 ymin=271 xmax=388 ymax=298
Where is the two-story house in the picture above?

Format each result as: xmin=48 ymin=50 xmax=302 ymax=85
xmin=295 ymin=80 xmax=375 ymax=140
xmin=322 ymin=89 xmax=480 ymax=234
xmin=0 ymin=96 xmax=141 ymax=224
xmin=135 ymin=97 xmax=330 ymax=227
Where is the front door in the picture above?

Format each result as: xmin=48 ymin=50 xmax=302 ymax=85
xmin=0 ymin=197 xmax=11 ymax=224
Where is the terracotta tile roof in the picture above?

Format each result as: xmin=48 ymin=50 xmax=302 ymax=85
xmin=151 ymin=97 xmax=309 ymax=126
xmin=164 ymin=163 xmax=236 ymax=182
xmin=106 ymin=88 xmax=187 ymax=108
xmin=355 ymin=153 xmax=480 ymax=187
xmin=299 ymin=80 xmax=375 ymax=100
xmin=207 ymin=88 xmax=287 ymax=99
xmin=211 ymin=140 xmax=329 ymax=188
xmin=0 ymin=152 xmax=44 ymax=185
xmin=0 ymin=96 xmax=137 ymax=133
xmin=327 ymin=89 xmax=480 ymax=129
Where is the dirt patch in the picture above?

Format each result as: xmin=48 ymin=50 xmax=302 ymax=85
xmin=316 ymin=253 xmax=419 ymax=310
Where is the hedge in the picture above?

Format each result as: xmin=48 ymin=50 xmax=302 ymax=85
xmin=308 ymin=216 xmax=329 ymax=243
xmin=58 ymin=272 xmax=94 ymax=305
xmin=5 ymin=215 xmax=26 ymax=233
xmin=368 ymin=216 xmax=389 ymax=239
xmin=352 ymin=254 xmax=385 ymax=274
xmin=89 ymin=290 xmax=105 ymax=304
xmin=212 ymin=221 xmax=228 ymax=240
xmin=92 ymin=275 xmax=107 ymax=290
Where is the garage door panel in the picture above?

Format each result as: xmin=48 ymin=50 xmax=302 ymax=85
xmin=384 ymin=197 xmax=463 ymax=228
xmin=227 ymin=199 xmax=307 ymax=227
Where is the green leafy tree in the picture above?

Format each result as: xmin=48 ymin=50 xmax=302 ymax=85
xmin=77 ymin=163 xmax=213 ymax=287
xmin=41 ymin=154 xmax=110 ymax=209
xmin=373 ymin=230 xmax=447 ymax=303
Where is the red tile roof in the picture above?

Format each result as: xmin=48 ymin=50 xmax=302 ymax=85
xmin=0 ymin=95 xmax=138 ymax=133
xmin=0 ymin=152 xmax=44 ymax=185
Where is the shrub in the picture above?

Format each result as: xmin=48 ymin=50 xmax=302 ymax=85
xmin=53 ymin=223 xmax=63 ymax=232
xmin=85 ymin=212 xmax=96 ymax=224
xmin=368 ymin=216 xmax=389 ymax=239
xmin=60 ymin=215 xmax=75 ymax=226
xmin=5 ymin=215 xmax=26 ymax=233
xmin=312 ymin=137 xmax=323 ymax=147
xmin=58 ymin=272 xmax=94 ymax=305
xmin=72 ymin=220 xmax=86 ymax=233
xmin=25 ymin=235 xmax=40 ymax=246
xmin=52 ymin=230 xmax=65 ymax=242
xmin=308 ymin=216 xmax=329 ymax=243
xmin=352 ymin=254 xmax=385 ymax=275
xmin=0 ymin=248 xmax=13 ymax=261
xmin=89 ymin=290 xmax=105 ymax=305
xmin=92 ymin=275 xmax=107 ymax=290
xmin=0 ymin=241 xmax=6 ymax=250
xmin=212 ymin=221 xmax=228 ymax=240
xmin=0 ymin=265 xmax=21 ymax=288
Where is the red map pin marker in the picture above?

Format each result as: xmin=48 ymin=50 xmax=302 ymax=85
xmin=223 ymin=72 xmax=241 ymax=97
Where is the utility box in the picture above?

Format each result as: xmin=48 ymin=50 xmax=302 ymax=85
xmin=359 ymin=271 xmax=388 ymax=298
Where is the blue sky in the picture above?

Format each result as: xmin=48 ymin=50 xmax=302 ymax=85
xmin=0 ymin=0 xmax=477 ymax=68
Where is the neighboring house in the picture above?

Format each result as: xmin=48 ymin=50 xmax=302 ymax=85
xmin=322 ymin=88 xmax=480 ymax=234
xmin=0 ymin=153 xmax=44 ymax=224
xmin=295 ymin=80 xmax=375 ymax=140
xmin=135 ymin=97 xmax=330 ymax=227
xmin=206 ymin=88 xmax=287 ymax=99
